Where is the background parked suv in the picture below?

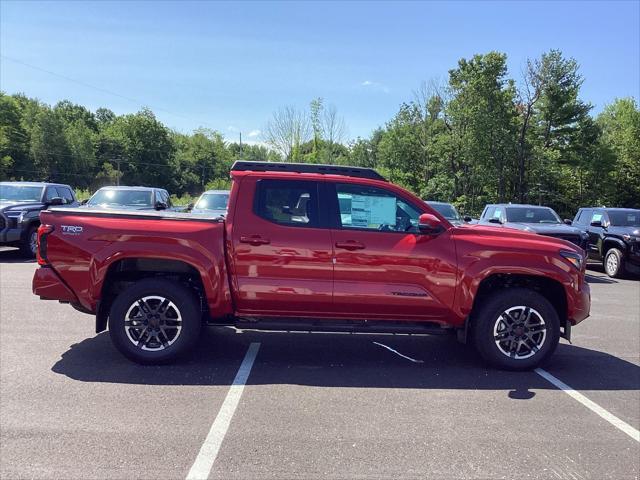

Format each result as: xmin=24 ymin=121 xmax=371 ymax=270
xmin=572 ymin=207 xmax=640 ymax=278
xmin=479 ymin=204 xmax=588 ymax=250
xmin=0 ymin=181 xmax=78 ymax=256
xmin=83 ymin=186 xmax=172 ymax=211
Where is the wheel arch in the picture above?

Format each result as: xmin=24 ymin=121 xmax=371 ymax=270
xmin=96 ymin=257 xmax=207 ymax=333
xmin=465 ymin=273 xmax=568 ymax=341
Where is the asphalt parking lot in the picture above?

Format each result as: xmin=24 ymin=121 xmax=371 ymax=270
xmin=0 ymin=247 xmax=638 ymax=480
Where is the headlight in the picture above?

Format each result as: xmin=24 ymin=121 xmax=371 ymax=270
xmin=5 ymin=210 xmax=23 ymax=218
xmin=560 ymin=250 xmax=583 ymax=270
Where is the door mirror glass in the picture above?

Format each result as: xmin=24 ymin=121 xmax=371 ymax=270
xmin=563 ymin=219 xmax=572 ymax=225
xmin=463 ymin=215 xmax=472 ymax=222
xmin=154 ymin=201 xmax=168 ymax=210
xmin=47 ymin=197 xmax=64 ymax=206
xmin=418 ymin=213 xmax=443 ymax=234
xmin=590 ymin=220 xmax=602 ymax=227
xmin=488 ymin=217 xmax=502 ymax=224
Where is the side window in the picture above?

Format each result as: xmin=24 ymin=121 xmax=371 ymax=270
xmin=59 ymin=187 xmax=75 ymax=204
xmin=44 ymin=187 xmax=58 ymax=202
xmin=591 ymin=211 xmax=604 ymax=225
xmin=163 ymin=191 xmax=172 ymax=207
xmin=334 ymin=183 xmax=421 ymax=232
xmin=254 ymin=180 xmax=319 ymax=227
xmin=494 ymin=208 xmax=504 ymax=221
xmin=483 ymin=206 xmax=495 ymax=219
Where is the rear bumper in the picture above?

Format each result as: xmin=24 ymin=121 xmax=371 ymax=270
xmin=32 ymin=266 xmax=78 ymax=303
xmin=567 ymin=278 xmax=590 ymax=326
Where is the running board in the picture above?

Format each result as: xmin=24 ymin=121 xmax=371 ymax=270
xmin=208 ymin=318 xmax=454 ymax=336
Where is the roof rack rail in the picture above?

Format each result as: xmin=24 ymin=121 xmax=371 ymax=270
xmin=231 ymin=161 xmax=387 ymax=181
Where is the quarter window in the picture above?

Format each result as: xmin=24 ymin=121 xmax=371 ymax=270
xmin=334 ymin=183 xmax=421 ymax=232
xmin=254 ymin=180 xmax=319 ymax=227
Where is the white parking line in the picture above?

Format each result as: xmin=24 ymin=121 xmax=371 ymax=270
xmin=373 ymin=341 xmax=424 ymax=363
xmin=535 ymin=368 xmax=640 ymax=443
xmin=186 ymin=342 xmax=261 ymax=480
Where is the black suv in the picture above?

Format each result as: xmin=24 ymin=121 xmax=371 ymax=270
xmin=571 ymin=207 xmax=640 ymax=278
xmin=0 ymin=182 xmax=78 ymax=256
xmin=479 ymin=204 xmax=588 ymax=250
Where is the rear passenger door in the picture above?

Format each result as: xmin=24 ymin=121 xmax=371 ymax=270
xmin=229 ymin=177 xmax=334 ymax=315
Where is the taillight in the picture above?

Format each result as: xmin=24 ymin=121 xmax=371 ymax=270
xmin=36 ymin=224 xmax=54 ymax=266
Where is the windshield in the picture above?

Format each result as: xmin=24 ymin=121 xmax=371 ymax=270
xmin=428 ymin=202 xmax=461 ymax=221
xmin=607 ymin=210 xmax=640 ymax=227
xmin=506 ymin=207 xmax=561 ymax=224
xmin=0 ymin=185 xmax=43 ymax=202
xmin=195 ymin=192 xmax=229 ymax=210
xmin=88 ymin=189 xmax=153 ymax=207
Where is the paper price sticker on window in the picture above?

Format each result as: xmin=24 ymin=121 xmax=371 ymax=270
xmin=351 ymin=195 xmax=396 ymax=227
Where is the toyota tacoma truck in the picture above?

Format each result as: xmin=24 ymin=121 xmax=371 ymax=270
xmin=32 ymin=162 xmax=590 ymax=370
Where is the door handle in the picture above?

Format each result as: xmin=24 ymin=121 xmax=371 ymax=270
xmin=335 ymin=241 xmax=365 ymax=251
xmin=240 ymin=235 xmax=270 ymax=246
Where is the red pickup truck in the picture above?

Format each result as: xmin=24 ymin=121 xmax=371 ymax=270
xmin=33 ymin=162 xmax=590 ymax=369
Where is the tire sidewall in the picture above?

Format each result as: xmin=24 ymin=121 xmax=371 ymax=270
xmin=473 ymin=288 xmax=560 ymax=371
xmin=604 ymin=248 xmax=624 ymax=278
xmin=20 ymin=224 xmax=38 ymax=257
xmin=109 ymin=278 xmax=201 ymax=364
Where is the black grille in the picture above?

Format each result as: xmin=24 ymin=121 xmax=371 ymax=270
xmin=546 ymin=233 xmax=583 ymax=248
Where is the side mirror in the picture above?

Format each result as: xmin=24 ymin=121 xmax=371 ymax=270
xmin=590 ymin=220 xmax=602 ymax=227
xmin=154 ymin=201 xmax=168 ymax=210
xmin=186 ymin=203 xmax=194 ymax=211
xmin=564 ymin=219 xmax=573 ymax=225
xmin=418 ymin=213 xmax=443 ymax=234
xmin=80 ymin=199 xmax=89 ymax=205
xmin=47 ymin=197 xmax=64 ymax=206
xmin=488 ymin=218 xmax=502 ymax=224
xmin=463 ymin=215 xmax=472 ymax=223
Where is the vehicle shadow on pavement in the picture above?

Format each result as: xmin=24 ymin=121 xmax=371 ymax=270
xmin=0 ymin=248 xmax=35 ymax=264
xmin=51 ymin=328 xmax=640 ymax=399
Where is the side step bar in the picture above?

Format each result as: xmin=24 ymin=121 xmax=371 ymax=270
xmin=209 ymin=318 xmax=454 ymax=336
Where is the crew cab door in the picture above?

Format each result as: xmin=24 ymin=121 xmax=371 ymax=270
xmin=229 ymin=177 xmax=334 ymax=315
xmin=326 ymin=182 xmax=457 ymax=321
xmin=588 ymin=209 xmax=607 ymax=258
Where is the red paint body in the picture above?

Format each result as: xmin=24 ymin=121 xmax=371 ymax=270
xmin=33 ymin=170 xmax=591 ymax=329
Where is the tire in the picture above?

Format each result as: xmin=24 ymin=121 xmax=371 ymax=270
xmin=603 ymin=248 xmax=624 ymax=278
xmin=108 ymin=278 xmax=201 ymax=364
xmin=19 ymin=224 xmax=38 ymax=258
xmin=472 ymin=288 xmax=560 ymax=371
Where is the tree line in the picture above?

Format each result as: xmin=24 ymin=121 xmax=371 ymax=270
xmin=1 ymin=49 xmax=638 ymax=215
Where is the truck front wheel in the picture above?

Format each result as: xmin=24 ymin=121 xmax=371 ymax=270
xmin=108 ymin=278 xmax=201 ymax=364
xmin=472 ymin=288 xmax=560 ymax=370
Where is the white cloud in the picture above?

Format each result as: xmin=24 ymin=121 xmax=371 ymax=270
xmin=361 ymin=80 xmax=390 ymax=93
xmin=247 ymin=129 xmax=261 ymax=138
xmin=227 ymin=125 xmax=239 ymax=132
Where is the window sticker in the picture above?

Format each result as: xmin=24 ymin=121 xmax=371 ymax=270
xmin=350 ymin=194 xmax=396 ymax=227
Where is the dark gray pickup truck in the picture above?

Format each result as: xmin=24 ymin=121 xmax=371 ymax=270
xmin=479 ymin=203 xmax=588 ymax=251
xmin=0 ymin=182 xmax=78 ymax=256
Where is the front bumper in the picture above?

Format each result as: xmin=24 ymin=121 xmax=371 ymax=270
xmin=568 ymin=278 xmax=591 ymax=326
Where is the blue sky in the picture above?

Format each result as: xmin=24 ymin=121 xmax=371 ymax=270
xmin=1 ymin=1 xmax=638 ymax=142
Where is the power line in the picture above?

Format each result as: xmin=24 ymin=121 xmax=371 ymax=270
xmin=1 ymin=55 xmax=217 ymax=129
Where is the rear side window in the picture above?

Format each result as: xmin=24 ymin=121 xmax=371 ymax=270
xmin=254 ymin=180 xmax=319 ymax=227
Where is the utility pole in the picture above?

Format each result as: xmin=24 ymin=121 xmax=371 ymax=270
xmin=114 ymin=158 xmax=122 ymax=186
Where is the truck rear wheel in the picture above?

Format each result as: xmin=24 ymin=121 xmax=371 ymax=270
xmin=472 ymin=288 xmax=560 ymax=370
xmin=108 ymin=278 xmax=201 ymax=364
